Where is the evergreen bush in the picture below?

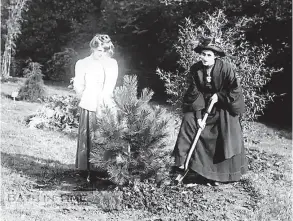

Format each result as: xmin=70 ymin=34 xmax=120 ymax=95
xmin=90 ymin=75 xmax=174 ymax=185
xmin=156 ymin=10 xmax=281 ymax=124
xmin=18 ymin=61 xmax=46 ymax=101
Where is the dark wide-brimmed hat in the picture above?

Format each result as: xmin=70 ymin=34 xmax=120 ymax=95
xmin=194 ymin=37 xmax=225 ymax=57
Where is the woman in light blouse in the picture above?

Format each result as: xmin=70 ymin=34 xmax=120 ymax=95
xmin=73 ymin=34 xmax=118 ymax=182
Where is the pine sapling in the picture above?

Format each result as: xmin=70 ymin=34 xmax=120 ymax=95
xmin=90 ymin=75 xmax=172 ymax=185
xmin=18 ymin=61 xmax=46 ymax=101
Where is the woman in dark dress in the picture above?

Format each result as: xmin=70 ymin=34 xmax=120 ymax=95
xmin=173 ymin=38 xmax=247 ymax=185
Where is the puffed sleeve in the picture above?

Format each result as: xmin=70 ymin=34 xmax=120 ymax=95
xmin=182 ymin=65 xmax=205 ymax=118
xmin=103 ymin=59 xmax=118 ymax=98
xmin=216 ymin=63 xmax=245 ymax=115
xmin=73 ymin=60 xmax=85 ymax=97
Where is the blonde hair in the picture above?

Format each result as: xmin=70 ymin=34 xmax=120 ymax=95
xmin=89 ymin=34 xmax=114 ymax=57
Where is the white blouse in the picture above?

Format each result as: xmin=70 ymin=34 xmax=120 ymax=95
xmin=73 ymin=55 xmax=118 ymax=112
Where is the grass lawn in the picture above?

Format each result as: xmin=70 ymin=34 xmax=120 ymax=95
xmin=1 ymin=79 xmax=292 ymax=220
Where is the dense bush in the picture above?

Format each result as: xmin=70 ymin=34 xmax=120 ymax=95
xmin=12 ymin=0 xmax=102 ymax=77
xmin=157 ymin=10 xmax=281 ymax=123
xmin=99 ymin=0 xmax=291 ymax=124
xmin=3 ymin=0 xmax=289 ymax=126
xmin=45 ymin=48 xmax=78 ymax=81
xmin=4 ymin=0 xmax=290 ymax=109
xmin=26 ymin=95 xmax=79 ymax=133
xmin=18 ymin=61 xmax=46 ymax=101
xmin=90 ymin=75 xmax=174 ymax=185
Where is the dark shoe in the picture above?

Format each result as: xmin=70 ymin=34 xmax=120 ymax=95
xmin=77 ymin=170 xmax=89 ymax=179
xmin=170 ymin=166 xmax=184 ymax=174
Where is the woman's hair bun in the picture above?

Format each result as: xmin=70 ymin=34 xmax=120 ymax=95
xmin=89 ymin=34 xmax=115 ymax=57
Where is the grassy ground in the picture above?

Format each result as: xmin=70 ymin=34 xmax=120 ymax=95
xmin=1 ymin=79 xmax=292 ymax=220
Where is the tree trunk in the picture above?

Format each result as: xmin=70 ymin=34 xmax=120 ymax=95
xmin=1 ymin=0 xmax=29 ymax=80
xmin=1 ymin=39 xmax=12 ymax=80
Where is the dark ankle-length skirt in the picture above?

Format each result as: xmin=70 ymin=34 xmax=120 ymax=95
xmin=173 ymin=112 xmax=247 ymax=182
xmin=75 ymin=108 xmax=97 ymax=171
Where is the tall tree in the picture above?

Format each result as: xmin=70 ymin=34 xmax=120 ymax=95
xmin=1 ymin=0 xmax=29 ymax=80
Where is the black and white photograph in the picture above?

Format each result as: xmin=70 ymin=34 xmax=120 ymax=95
xmin=1 ymin=0 xmax=292 ymax=220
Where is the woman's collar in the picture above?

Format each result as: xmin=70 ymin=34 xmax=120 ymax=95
xmin=90 ymin=54 xmax=109 ymax=61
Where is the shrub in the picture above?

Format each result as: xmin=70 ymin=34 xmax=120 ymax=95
xmin=14 ymin=0 xmax=102 ymax=64
xmin=90 ymin=75 xmax=174 ymax=185
xmin=26 ymin=95 xmax=80 ymax=133
xmin=18 ymin=61 xmax=46 ymax=101
xmin=156 ymin=9 xmax=281 ymax=123
xmin=45 ymin=48 xmax=78 ymax=81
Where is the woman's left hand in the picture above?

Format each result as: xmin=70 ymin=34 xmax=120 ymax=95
xmin=210 ymin=93 xmax=218 ymax=104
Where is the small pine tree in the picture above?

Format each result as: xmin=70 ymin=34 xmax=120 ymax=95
xmin=18 ymin=61 xmax=46 ymax=101
xmin=90 ymin=75 xmax=173 ymax=185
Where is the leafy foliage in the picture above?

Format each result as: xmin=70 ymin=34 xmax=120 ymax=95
xmin=18 ymin=61 xmax=46 ymax=101
xmin=13 ymin=0 xmax=101 ymax=76
xmin=26 ymin=95 xmax=79 ymax=132
xmin=99 ymin=0 xmax=291 ymax=124
xmin=90 ymin=75 xmax=174 ymax=185
xmin=2 ymin=0 xmax=290 ymax=123
xmin=157 ymin=10 xmax=280 ymax=122
xmin=45 ymin=48 xmax=78 ymax=81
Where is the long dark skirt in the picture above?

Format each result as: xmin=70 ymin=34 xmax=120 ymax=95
xmin=173 ymin=112 xmax=247 ymax=182
xmin=75 ymin=108 xmax=97 ymax=171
